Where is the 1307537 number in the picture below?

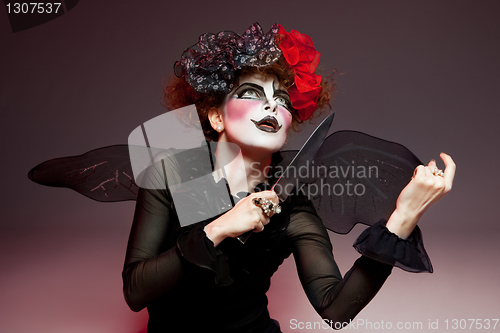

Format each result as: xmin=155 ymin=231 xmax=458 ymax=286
xmin=444 ymin=319 xmax=499 ymax=330
xmin=5 ymin=2 xmax=62 ymax=14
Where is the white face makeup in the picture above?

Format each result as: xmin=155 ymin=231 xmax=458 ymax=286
xmin=219 ymin=74 xmax=293 ymax=155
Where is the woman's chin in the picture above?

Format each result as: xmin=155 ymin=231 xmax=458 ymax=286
xmin=246 ymin=142 xmax=284 ymax=155
xmin=222 ymin=131 xmax=286 ymax=155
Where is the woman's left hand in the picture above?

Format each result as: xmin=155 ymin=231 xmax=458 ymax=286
xmin=385 ymin=152 xmax=456 ymax=239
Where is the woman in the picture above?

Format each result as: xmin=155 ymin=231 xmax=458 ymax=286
xmin=122 ymin=23 xmax=455 ymax=332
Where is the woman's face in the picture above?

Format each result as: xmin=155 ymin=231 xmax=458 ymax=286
xmin=219 ymin=73 xmax=293 ymax=155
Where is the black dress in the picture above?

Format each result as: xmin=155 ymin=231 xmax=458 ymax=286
xmin=122 ymin=153 xmax=431 ymax=333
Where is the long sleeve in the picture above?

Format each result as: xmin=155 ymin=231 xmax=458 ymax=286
xmin=122 ymin=185 xmax=186 ymax=311
xmin=123 ymin=184 xmax=236 ymax=312
xmin=353 ymin=220 xmax=433 ymax=273
xmin=288 ymin=209 xmax=393 ymax=327
xmin=121 ymin=153 xmax=233 ymax=312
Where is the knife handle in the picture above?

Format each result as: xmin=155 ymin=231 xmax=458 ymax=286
xmin=236 ymin=230 xmax=253 ymax=244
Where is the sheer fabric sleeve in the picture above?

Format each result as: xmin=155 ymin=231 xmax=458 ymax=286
xmin=121 ymin=158 xmax=230 ymax=312
xmin=287 ymin=200 xmax=394 ymax=326
xmin=353 ymin=220 xmax=433 ymax=273
xmin=122 ymin=185 xmax=184 ymax=311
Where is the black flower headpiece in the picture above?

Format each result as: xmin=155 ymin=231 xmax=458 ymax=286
xmin=174 ymin=23 xmax=281 ymax=94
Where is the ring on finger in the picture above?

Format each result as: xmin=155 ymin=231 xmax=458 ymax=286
xmin=253 ymin=197 xmax=281 ymax=216
xmin=431 ymin=168 xmax=444 ymax=177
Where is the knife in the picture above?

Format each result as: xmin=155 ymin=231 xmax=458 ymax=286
xmin=237 ymin=112 xmax=335 ymax=244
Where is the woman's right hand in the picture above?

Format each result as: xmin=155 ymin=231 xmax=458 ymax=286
xmin=203 ymin=190 xmax=279 ymax=247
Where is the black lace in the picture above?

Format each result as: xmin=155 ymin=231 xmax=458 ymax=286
xmin=174 ymin=23 xmax=282 ymax=94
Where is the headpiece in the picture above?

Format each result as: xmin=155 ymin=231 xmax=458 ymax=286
xmin=174 ymin=23 xmax=322 ymax=121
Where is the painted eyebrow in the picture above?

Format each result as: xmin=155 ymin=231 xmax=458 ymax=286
xmin=274 ymin=89 xmax=290 ymax=99
xmin=272 ymin=80 xmax=290 ymax=99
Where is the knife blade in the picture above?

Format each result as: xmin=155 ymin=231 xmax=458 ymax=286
xmin=272 ymin=112 xmax=335 ymax=201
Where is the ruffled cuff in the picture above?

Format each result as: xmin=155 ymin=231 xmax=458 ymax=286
xmin=176 ymin=223 xmax=233 ymax=286
xmin=353 ymin=220 xmax=433 ymax=273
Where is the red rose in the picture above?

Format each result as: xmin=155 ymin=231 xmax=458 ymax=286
xmin=278 ymin=25 xmax=322 ymax=120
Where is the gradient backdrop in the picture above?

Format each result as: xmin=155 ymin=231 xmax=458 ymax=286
xmin=1 ymin=1 xmax=499 ymax=332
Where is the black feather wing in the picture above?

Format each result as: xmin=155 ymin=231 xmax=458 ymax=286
xmin=28 ymin=145 xmax=138 ymax=202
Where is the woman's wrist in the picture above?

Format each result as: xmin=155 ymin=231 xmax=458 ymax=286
xmin=385 ymin=208 xmax=421 ymax=239
xmin=203 ymin=221 xmax=228 ymax=247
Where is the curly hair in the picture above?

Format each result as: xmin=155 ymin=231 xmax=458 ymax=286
xmin=163 ymin=56 xmax=334 ymax=141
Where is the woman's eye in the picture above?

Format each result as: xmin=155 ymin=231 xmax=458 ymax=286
xmin=275 ymin=96 xmax=291 ymax=110
xmin=240 ymin=89 xmax=261 ymax=99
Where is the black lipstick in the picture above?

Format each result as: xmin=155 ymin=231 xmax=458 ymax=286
xmin=250 ymin=115 xmax=282 ymax=133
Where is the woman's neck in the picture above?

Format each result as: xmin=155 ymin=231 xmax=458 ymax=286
xmin=213 ymin=144 xmax=272 ymax=195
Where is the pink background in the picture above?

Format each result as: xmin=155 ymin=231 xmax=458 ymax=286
xmin=1 ymin=1 xmax=499 ymax=332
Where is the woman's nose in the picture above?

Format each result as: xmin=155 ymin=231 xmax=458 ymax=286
xmin=264 ymin=99 xmax=278 ymax=113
